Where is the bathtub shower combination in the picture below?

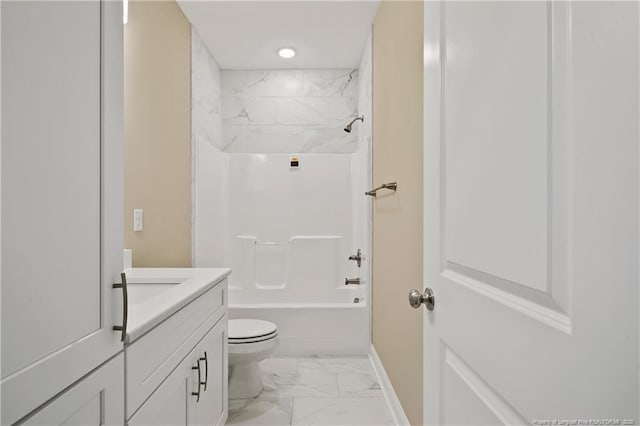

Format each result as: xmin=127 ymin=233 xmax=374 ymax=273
xmin=226 ymin=154 xmax=370 ymax=356
xmin=192 ymin=36 xmax=373 ymax=358
xmin=197 ymin=154 xmax=371 ymax=356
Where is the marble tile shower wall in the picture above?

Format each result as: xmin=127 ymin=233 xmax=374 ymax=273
xmin=192 ymin=27 xmax=222 ymax=151
xmin=221 ymin=70 xmax=360 ymax=153
xmin=357 ymin=33 xmax=372 ymax=153
xmin=191 ymin=27 xmax=229 ymax=267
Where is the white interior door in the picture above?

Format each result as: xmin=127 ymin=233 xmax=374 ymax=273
xmin=423 ymin=2 xmax=639 ymax=424
xmin=1 ymin=1 xmax=124 ymax=423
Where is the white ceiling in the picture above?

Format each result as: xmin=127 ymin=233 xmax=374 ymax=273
xmin=177 ymin=1 xmax=379 ymax=70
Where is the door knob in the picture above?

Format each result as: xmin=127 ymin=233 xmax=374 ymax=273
xmin=409 ymin=288 xmax=435 ymax=310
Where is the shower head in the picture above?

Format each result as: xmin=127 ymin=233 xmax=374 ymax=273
xmin=344 ymin=116 xmax=364 ymax=133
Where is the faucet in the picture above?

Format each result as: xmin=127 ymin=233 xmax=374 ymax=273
xmin=345 ymin=277 xmax=361 ymax=286
xmin=348 ymin=249 xmax=363 ymax=268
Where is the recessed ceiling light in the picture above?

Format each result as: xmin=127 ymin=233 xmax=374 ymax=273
xmin=278 ymin=48 xmax=296 ymax=59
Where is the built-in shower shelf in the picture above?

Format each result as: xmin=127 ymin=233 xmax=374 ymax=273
xmin=236 ymin=235 xmax=343 ymax=245
xmin=231 ymin=234 xmax=352 ymax=303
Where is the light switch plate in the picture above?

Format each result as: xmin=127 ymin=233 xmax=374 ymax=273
xmin=133 ymin=209 xmax=143 ymax=232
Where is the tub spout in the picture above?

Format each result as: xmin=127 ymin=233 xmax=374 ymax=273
xmin=345 ymin=277 xmax=361 ymax=286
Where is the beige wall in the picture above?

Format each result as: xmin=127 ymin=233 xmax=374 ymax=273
xmin=124 ymin=0 xmax=192 ymax=267
xmin=372 ymin=1 xmax=424 ymax=424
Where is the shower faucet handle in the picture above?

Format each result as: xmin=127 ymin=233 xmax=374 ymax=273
xmin=348 ymin=249 xmax=363 ymax=268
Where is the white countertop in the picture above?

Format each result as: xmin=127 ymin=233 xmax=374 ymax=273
xmin=124 ymin=267 xmax=231 ymax=343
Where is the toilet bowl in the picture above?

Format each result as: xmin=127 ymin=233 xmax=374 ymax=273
xmin=228 ymin=319 xmax=279 ymax=399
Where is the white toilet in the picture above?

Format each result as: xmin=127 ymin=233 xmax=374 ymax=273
xmin=228 ymin=319 xmax=279 ymax=399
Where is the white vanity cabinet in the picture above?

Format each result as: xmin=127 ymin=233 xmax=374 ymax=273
xmin=126 ymin=278 xmax=228 ymax=426
xmin=127 ymin=350 xmax=197 ymax=426
xmin=21 ymin=355 xmax=124 ymax=426
xmin=1 ymin=0 xmax=124 ymax=424
xmin=191 ymin=317 xmax=228 ymax=426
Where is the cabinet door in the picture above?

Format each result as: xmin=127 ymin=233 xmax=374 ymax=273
xmin=23 ymin=354 xmax=124 ymax=426
xmin=128 ymin=349 xmax=198 ymax=426
xmin=128 ymin=315 xmax=228 ymax=426
xmin=192 ymin=316 xmax=228 ymax=426
xmin=1 ymin=0 xmax=124 ymax=423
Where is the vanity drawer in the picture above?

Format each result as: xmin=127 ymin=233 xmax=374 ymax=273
xmin=126 ymin=279 xmax=227 ymax=419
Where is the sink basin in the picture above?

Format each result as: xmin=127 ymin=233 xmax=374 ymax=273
xmin=128 ymin=282 xmax=182 ymax=305
xmin=122 ymin=268 xmax=231 ymax=343
xmin=127 ymin=277 xmax=188 ymax=305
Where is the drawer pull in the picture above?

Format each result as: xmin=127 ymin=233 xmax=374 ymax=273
xmin=192 ymin=363 xmax=201 ymax=402
xmin=200 ymin=352 xmax=208 ymax=391
xmin=112 ymin=272 xmax=128 ymax=342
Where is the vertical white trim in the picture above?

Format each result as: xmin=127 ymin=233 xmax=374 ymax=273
xmin=369 ymin=345 xmax=410 ymax=426
xmin=0 ymin=0 xmax=4 ymax=409
xmin=357 ymin=26 xmax=374 ymax=348
xmin=189 ymin=27 xmax=197 ymax=268
xmin=365 ymin=28 xmax=373 ymax=348
xmin=102 ymin=0 xmax=124 ymax=324
xmin=423 ymin=1 xmax=442 ymax=424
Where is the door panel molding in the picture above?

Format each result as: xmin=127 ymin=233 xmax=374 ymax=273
xmin=438 ymin=1 xmax=573 ymax=329
xmin=442 ymin=265 xmax=571 ymax=334
xmin=440 ymin=343 xmax=527 ymax=425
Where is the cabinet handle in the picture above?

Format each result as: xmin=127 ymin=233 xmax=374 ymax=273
xmin=199 ymin=352 xmax=208 ymax=391
xmin=192 ymin=362 xmax=201 ymax=402
xmin=112 ymin=272 xmax=128 ymax=342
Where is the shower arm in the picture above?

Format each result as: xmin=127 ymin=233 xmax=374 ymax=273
xmin=365 ymin=182 xmax=397 ymax=197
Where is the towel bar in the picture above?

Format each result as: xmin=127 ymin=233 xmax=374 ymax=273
xmin=365 ymin=182 xmax=397 ymax=197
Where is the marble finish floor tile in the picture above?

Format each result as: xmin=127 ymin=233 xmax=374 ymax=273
xmin=297 ymin=357 xmax=374 ymax=375
xmin=260 ymin=358 xmax=299 ymax=376
xmin=291 ymin=397 xmax=394 ymax=426
xmin=226 ymin=357 xmax=392 ymax=426
xmin=337 ymin=372 xmax=382 ymax=398
xmin=227 ymin=396 xmax=293 ymax=426
xmin=262 ymin=369 xmax=339 ymax=398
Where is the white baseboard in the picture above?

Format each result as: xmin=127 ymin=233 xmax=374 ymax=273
xmin=369 ymin=345 xmax=411 ymax=426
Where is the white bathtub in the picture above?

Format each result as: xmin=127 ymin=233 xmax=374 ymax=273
xmin=229 ymin=302 xmax=370 ymax=357
xmin=228 ymin=233 xmax=369 ymax=356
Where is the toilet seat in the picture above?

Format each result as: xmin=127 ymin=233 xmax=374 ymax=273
xmin=229 ymin=331 xmax=278 ymax=344
xmin=229 ymin=319 xmax=278 ymax=344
